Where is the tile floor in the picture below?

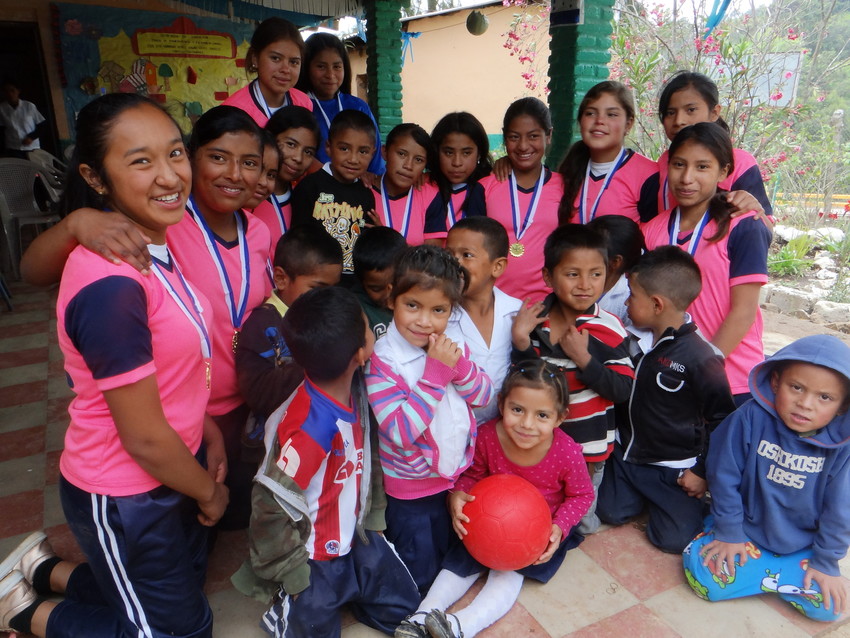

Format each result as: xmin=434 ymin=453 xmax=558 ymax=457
xmin=1 ymin=279 xmax=849 ymax=638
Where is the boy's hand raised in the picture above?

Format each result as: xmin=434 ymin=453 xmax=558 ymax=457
xmin=558 ymin=325 xmax=591 ymax=369
xmin=511 ymin=299 xmax=546 ymax=351
xmin=428 ymin=333 xmax=462 ymax=368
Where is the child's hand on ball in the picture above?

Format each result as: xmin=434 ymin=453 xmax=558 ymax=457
xmin=534 ymin=524 xmax=563 ymax=564
xmin=449 ymin=490 xmax=474 ymax=539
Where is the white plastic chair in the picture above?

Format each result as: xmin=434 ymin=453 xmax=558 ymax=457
xmin=27 ymin=149 xmax=66 ymax=206
xmin=0 ymin=160 xmax=61 ymax=279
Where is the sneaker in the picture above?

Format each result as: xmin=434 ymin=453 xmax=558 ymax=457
xmin=395 ymin=612 xmax=428 ymax=638
xmin=0 ymin=570 xmax=36 ymax=632
xmin=424 ymin=609 xmax=463 ymax=638
xmin=0 ymin=531 xmax=55 ymax=583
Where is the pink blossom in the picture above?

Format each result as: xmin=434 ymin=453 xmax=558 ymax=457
xmin=817 ymin=95 xmax=825 ymax=102
xmin=787 ymin=28 xmax=798 ymax=40
xmin=770 ymin=92 xmax=783 ymax=101
xmin=784 ymin=71 xmax=793 ymax=79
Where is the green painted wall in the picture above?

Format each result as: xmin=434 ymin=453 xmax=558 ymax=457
xmin=365 ymin=0 xmax=407 ymax=140
xmin=547 ymin=0 xmax=615 ymax=165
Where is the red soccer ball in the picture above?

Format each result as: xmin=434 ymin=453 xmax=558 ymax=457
xmin=461 ymin=474 xmax=552 ymax=571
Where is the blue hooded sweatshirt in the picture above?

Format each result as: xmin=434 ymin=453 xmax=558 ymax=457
xmin=707 ymin=334 xmax=850 ymax=576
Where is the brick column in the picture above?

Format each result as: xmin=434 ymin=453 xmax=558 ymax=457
xmin=365 ymin=0 xmax=406 ymax=140
xmin=547 ymin=0 xmax=615 ymax=164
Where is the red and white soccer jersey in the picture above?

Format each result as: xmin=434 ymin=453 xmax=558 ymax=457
xmin=274 ymin=379 xmax=364 ymax=560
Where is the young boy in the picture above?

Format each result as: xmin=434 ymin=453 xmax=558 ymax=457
xmin=236 ymin=225 xmax=343 ymax=430
xmin=290 ymin=109 xmax=377 ymax=280
xmin=683 ymin=334 xmax=850 ymax=621
xmin=596 ymin=246 xmax=735 ymax=553
xmin=352 ymin=226 xmax=407 ymax=340
xmin=240 ymin=287 xmax=420 ymax=637
xmin=446 ymin=217 xmax=521 ymax=423
xmin=511 ymin=224 xmax=634 ymax=534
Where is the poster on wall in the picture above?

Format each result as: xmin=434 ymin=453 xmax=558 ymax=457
xmin=55 ymin=3 xmax=256 ymax=137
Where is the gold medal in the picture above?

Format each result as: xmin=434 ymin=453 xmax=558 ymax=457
xmin=204 ymin=360 xmax=211 ymax=390
xmin=232 ymin=330 xmax=240 ymax=354
xmin=509 ymin=242 xmax=525 ymax=257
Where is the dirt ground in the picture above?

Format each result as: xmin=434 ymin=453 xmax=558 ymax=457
xmin=762 ymin=306 xmax=850 ymax=355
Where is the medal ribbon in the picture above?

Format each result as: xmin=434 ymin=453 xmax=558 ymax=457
xmin=508 ymin=166 xmax=545 ymax=242
xmin=380 ymin=177 xmax=413 ymax=238
xmin=669 ymin=207 xmax=710 ymax=256
xmin=309 ymin=92 xmax=344 ymax=130
xmin=186 ymin=196 xmax=252 ymax=330
xmin=251 ymin=80 xmax=290 ymax=119
xmin=578 ymin=147 xmax=629 ymax=224
xmin=270 ymin=190 xmax=290 ymax=235
xmin=150 ymin=251 xmax=211 ymax=360
xmin=445 ymin=184 xmax=467 ymax=230
xmin=663 ymin=174 xmax=670 ymax=210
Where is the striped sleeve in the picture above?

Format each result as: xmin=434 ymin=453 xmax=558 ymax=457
xmin=365 ymin=353 xmax=454 ymax=449
xmin=451 ymin=347 xmax=494 ymax=409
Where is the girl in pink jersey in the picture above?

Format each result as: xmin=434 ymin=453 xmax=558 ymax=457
xmin=396 ymin=360 xmax=593 ymax=638
xmin=365 ymin=245 xmax=493 ymax=595
xmin=168 ymin=105 xmax=273 ymax=529
xmin=423 ymin=112 xmax=493 ymax=241
xmin=245 ymin=131 xmax=281 ymax=213
xmin=557 ymin=81 xmax=658 ymax=225
xmin=655 ymin=71 xmax=771 ymax=218
xmin=223 ymin=17 xmax=312 ymax=127
xmin=642 ymin=122 xmax=772 ymax=402
xmin=253 ymin=105 xmax=321 ymax=255
xmin=0 ymin=94 xmax=227 ymax=638
xmin=479 ymin=98 xmax=564 ymax=302
xmin=369 ymin=123 xmax=435 ymax=245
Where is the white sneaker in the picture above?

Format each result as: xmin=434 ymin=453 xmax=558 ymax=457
xmin=0 ymin=570 xmax=36 ymax=632
xmin=0 ymin=531 xmax=55 ymax=583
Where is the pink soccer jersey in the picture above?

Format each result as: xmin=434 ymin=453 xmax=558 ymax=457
xmin=372 ymin=181 xmax=437 ymax=246
xmin=252 ymin=190 xmax=292 ymax=260
xmin=57 ymin=246 xmax=210 ymax=496
xmin=568 ymin=150 xmax=658 ymax=224
xmin=656 ymin=147 xmax=773 ymax=217
xmin=642 ymin=210 xmax=771 ymax=394
xmin=480 ymin=169 xmax=564 ymax=302
xmin=168 ymin=211 xmax=272 ymax=415
xmin=223 ymin=81 xmax=313 ymax=128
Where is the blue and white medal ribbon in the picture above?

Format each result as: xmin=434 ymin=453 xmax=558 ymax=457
xmin=380 ymin=177 xmax=413 ymax=239
xmin=186 ymin=196 xmax=251 ymax=332
xmin=150 ymin=249 xmax=212 ymax=388
xmin=252 ymin=79 xmax=289 ymax=119
xmin=508 ymin=166 xmax=545 ymax=257
xmin=445 ymin=183 xmax=466 ymax=230
xmin=309 ymin=92 xmax=344 ymax=129
xmin=578 ymin=147 xmax=629 ymax=224
xmin=663 ymin=175 xmax=670 ymax=210
xmin=670 ymin=207 xmax=710 ymax=256
xmin=270 ymin=190 xmax=290 ymax=235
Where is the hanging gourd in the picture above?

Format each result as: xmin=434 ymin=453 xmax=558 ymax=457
xmin=466 ymin=10 xmax=489 ymax=36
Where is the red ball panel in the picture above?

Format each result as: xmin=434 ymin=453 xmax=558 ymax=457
xmin=461 ymin=474 xmax=552 ymax=571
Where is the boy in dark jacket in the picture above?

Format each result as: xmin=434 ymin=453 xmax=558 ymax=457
xmin=597 ymin=246 xmax=735 ymax=553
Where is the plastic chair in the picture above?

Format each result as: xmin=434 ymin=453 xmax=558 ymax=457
xmin=27 ymin=149 xmax=66 ymax=206
xmin=0 ymin=160 xmax=61 ymax=279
